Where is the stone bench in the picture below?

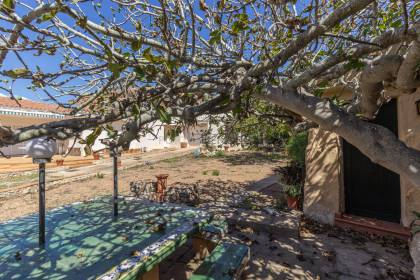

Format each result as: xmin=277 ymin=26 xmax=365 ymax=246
xmin=189 ymin=242 xmax=250 ymax=280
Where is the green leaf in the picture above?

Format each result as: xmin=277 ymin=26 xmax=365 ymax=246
xmin=344 ymin=58 xmax=365 ymax=71
xmin=39 ymin=10 xmax=57 ymax=22
xmin=217 ymin=0 xmax=225 ymax=9
xmin=231 ymin=13 xmax=249 ymax=35
xmin=164 ymin=59 xmax=179 ymax=73
xmin=104 ymin=124 xmax=117 ymax=139
xmin=168 ymin=126 xmax=181 ymax=141
xmin=77 ymin=16 xmax=88 ymax=27
xmin=135 ymin=22 xmax=142 ymax=32
xmin=86 ymin=127 xmax=102 ymax=146
xmin=4 ymin=68 xmax=29 ymax=78
xmin=131 ymin=103 xmax=140 ymax=116
xmin=209 ymin=30 xmax=222 ymax=45
xmin=155 ymin=105 xmax=171 ymax=124
xmin=84 ymin=145 xmax=92 ymax=156
xmin=134 ymin=66 xmax=146 ymax=79
xmin=412 ymin=225 xmax=420 ymax=236
xmin=143 ymin=47 xmax=162 ymax=64
xmin=1 ymin=0 xmax=14 ymax=11
xmin=131 ymin=40 xmax=141 ymax=51
xmin=199 ymin=0 xmax=208 ymax=11
xmin=109 ymin=63 xmax=125 ymax=78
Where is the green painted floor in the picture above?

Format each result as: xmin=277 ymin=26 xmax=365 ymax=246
xmin=0 ymin=197 xmax=206 ymax=280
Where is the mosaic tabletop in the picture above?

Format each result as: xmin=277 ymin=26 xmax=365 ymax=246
xmin=0 ymin=196 xmax=211 ymax=280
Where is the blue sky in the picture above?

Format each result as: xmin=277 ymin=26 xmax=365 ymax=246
xmin=1 ymin=0 xmax=309 ymax=103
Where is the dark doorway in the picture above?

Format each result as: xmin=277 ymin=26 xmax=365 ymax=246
xmin=343 ymin=99 xmax=401 ymax=223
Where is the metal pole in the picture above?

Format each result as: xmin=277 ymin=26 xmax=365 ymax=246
xmin=113 ymin=154 xmax=118 ymax=217
xmin=39 ymin=162 xmax=46 ymax=247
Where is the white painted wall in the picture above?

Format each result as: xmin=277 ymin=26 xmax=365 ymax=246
xmin=67 ymin=116 xmax=225 ymax=156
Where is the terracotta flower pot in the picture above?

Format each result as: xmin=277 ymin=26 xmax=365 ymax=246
xmin=93 ymin=153 xmax=100 ymax=160
xmin=287 ymin=196 xmax=300 ymax=210
xmin=55 ymin=159 xmax=64 ymax=166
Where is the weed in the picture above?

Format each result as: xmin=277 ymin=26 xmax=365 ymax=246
xmin=211 ymin=170 xmax=220 ymax=176
xmin=237 ymin=197 xmax=259 ymax=210
xmin=214 ymin=150 xmax=225 ymax=157
xmin=95 ymin=172 xmax=104 ymax=179
xmin=202 ymin=170 xmax=208 ymax=175
xmin=274 ymin=195 xmax=287 ymax=211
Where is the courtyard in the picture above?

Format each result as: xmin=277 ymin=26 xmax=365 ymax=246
xmin=0 ymin=150 xmax=414 ymax=279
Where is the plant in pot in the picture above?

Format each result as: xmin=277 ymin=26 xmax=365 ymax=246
xmin=284 ymin=184 xmax=301 ymax=210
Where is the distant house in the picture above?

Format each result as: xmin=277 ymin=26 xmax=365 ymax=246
xmin=0 ymin=95 xmax=221 ymax=157
xmin=69 ymin=116 xmax=222 ymax=156
xmin=0 ymin=95 xmax=68 ymax=156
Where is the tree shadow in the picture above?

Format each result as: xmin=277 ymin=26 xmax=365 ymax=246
xmin=0 ymin=197 xmax=205 ymax=280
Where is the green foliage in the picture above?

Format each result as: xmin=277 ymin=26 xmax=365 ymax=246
xmin=84 ymin=127 xmax=103 ymax=155
xmin=285 ymin=132 xmax=308 ymax=166
xmin=38 ymin=9 xmax=58 ymax=22
xmin=214 ymin=150 xmax=225 ymax=157
xmin=95 ymin=172 xmax=105 ymax=179
xmin=154 ymin=104 xmax=171 ymax=124
xmin=209 ymin=30 xmax=222 ymax=45
xmin=274 ymin=196 xmax=287 ymax=211
xmin=284 ymin=184 xmax=301 ymax=198
xmin=344 ymin=58 xmax=366 ymax=71
xmin=1 ymin=0 xmax=14 ymax=11
xmin=230 ymin=99 xmax=292 ymax=149
xmin=109 ymin=63 xmax=126 ymax=78
xmin=411 ymin=211 xmax=420 ymax=236
xmin=202 ymin=170 xmax=208 ymax=175
xmin=211 ymin=170 xmax=220 ymax=176
xmin=166 ymin=126 xmax=182 ymax=142
xmin=86 ymin=127 xmax=102 ymax=146
xmin=237 ymin=197 xmax=259 ymax=210
xmin=131 ymin=40 xmax=142 ymax=51
xmin=231 ymin=13 xmax=249 ymax=34
xmin=4 ymin=68 xmax=29 ymax=78
xmin=143 ymin=47 xmax=163 ymax=64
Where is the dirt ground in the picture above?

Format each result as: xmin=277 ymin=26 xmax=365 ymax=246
xmin=0 ymin=151 xmax=285 ymax=221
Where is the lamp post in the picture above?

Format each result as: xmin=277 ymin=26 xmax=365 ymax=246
xmin=109 ymin=143 xmax=121 ymax=218
xmin=25 ymin=138 xmax=56 ymax=247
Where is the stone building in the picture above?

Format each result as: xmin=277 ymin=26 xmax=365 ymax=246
xmin=0 ymin=95 xmax=220 ymax=157
xmin=0 ymin=95 xmax=68 ymax=156
xmin=303 ymin=87 xmax=420 ymax=238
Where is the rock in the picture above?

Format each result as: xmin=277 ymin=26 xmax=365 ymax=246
xmin=411 ymin=234 xmax=420 ymax=280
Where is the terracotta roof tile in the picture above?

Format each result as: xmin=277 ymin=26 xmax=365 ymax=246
xmin=0 ymin=96 xmax=67 ymax=113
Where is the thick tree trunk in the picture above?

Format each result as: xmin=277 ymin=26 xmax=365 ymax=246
xmin=259 ymin=86 xmax=420 ymax=188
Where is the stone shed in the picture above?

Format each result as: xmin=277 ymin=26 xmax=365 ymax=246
xmin=304 ymin=87 xmax=420 ymax=230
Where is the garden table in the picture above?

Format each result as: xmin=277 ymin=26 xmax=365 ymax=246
xmin=0 ymin=196 xmax=211 ymax=280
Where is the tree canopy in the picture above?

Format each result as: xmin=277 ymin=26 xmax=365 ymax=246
xmin=0 ymin=0 xmax=419 ymax=186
